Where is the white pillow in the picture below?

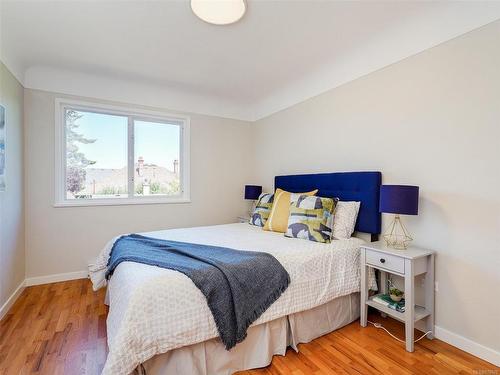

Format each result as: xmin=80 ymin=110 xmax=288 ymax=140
xmin=332 ymin=201 xmax=361 ymax=239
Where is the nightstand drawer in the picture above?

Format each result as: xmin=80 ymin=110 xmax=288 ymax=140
xmin=365 ymin=249 xmax=405 ymax=274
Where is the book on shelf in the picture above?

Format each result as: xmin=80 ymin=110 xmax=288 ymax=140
xmin=372 ymin=294 xmax=405 ymax=313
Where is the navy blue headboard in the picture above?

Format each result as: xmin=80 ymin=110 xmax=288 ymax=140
xmin=274 ymin=171 xmax=382 ymax=235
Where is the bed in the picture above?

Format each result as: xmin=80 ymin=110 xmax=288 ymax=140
xmin=90 ymin=171 xmax=382 ymax=375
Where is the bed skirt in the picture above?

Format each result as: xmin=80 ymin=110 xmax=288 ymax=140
xmin=132 ymin=292 xmax=360 ymax=375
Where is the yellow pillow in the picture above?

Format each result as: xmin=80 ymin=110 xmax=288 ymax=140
xmin=263 ymin=188 xmax=318 ymax=233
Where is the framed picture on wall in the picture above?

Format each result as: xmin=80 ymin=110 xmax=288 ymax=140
xmin=0 ymin=104 xmax=5 ymax=192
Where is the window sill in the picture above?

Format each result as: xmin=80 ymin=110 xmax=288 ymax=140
xmin=53 ymin=197 xmax=191 ymax=208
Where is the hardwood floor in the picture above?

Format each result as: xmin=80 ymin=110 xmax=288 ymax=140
xmin=0 ymin=279 xmax=497 ymax=375
xmin=0 ymin=279 xmax=107 ymax=375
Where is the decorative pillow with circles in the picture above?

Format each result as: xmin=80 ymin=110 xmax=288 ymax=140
xmin=332 ymin=201 xmax=361 ymax=239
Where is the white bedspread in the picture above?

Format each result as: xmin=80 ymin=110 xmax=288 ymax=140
xmin=89 ymin=223 xmax=377 ymax=375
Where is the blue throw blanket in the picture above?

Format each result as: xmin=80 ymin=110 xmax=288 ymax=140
xmin=106 ymin=234 xmax=290 ymax=349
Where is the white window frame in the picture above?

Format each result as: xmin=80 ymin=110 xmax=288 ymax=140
xmin=54 ymin=98 xmax=190 ymax=207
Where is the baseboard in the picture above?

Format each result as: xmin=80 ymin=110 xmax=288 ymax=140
xmin=0 ymin=280 xmax=26 ymax=320
xmin=25 ymin=270 xmax=89 ymax=286
xmin=1 ymin=271 xmax=88 ymax=321
xmin=435 ymin=325 xmax=500 ymax=367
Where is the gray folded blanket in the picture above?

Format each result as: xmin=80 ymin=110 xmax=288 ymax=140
xmin=106 ymin=234 xmax=290 ymax=349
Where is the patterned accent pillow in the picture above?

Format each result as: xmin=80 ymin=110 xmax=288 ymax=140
xmin=249 ymin=193 xmax=274 ymax=227
xmin=332 ymin=201 xmax=361 ymax=239
xmin=285 ymin=195 xmax=337 ymax=243
xmin=263 ymin=188 xmax=318 ymax=233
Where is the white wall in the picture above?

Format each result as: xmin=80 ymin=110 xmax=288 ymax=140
xmin=24 ymin=89 xmax=253 ymax=278
xmin=0 ymin=62 xmax=25 ymax=310
xmin=253 ymin=21 xmax=500 ymax=352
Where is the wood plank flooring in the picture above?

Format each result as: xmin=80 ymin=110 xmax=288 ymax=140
xmin=0 ymin=279 xmax=107 ymax=375
xmin=0 ymin=279 xmax=497 ymax=375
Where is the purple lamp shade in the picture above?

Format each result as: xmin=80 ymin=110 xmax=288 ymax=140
xmin=379 ymin=185 xmax=419 ymax=215
xmin=244 ymin=185 xmax=262 ymax=200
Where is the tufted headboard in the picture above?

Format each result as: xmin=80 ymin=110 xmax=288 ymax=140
xmin=274 ymin=171 xmax=382 ymax=237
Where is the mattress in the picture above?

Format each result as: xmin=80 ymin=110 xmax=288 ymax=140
xmin=89 ymin=223 xmax=376 ymax=375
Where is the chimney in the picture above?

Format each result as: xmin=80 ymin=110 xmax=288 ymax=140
xmin=173 ymin=159 xmax=179 ymax=175
xmin=137 ymin=156 xmax=144 ymax=176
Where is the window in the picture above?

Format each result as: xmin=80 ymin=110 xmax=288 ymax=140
xmin=55 ymin=99 xmax=190 ymax=206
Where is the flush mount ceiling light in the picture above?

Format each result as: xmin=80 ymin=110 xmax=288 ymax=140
xmin=191 ymin=0 xmax=246 ymax=25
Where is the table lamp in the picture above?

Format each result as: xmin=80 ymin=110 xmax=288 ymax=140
xmin=379 ymin=185 xmax=419 ymax=250
xmin=244 ymin=185 xmax=262 ymax=216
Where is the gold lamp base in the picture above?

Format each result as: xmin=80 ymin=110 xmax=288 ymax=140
xmin=383 ymin=214 xmax=413 ymax=250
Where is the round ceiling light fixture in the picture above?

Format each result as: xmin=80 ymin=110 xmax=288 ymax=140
xmin=191 ymin=0 xmax=246 ymax=25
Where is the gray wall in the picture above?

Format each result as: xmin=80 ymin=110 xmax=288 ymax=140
xmin=0 ymin=62 xmax=25 ymax=311
xmin=253 ymin=21 xmax=500 ymax=351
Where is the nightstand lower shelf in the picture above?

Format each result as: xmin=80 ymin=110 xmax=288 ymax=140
xmin=366 ymin=295 xmax=430 ymax=323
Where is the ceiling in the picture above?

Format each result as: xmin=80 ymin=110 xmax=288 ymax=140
xmin=2 ymin=1 xmax=500 ymax=121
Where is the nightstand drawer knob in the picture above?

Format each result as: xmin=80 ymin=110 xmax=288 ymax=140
xmin=380 ymin=258 xmax=386 ymax=264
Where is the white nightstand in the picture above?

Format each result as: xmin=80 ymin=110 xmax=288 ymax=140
xmin=360 ymin=241 xmax=435 ymax=352
xmin=237 ymin=215 xmax=250 ymax=223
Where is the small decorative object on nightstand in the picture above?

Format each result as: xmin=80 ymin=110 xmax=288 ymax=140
xmin=388 ymin=282 xmax=404 ymax=302
xmin=380 ymin=185 xmax=419 ymax=250
xmin=360 ymin=241 xmax=435 ymax=352
xmin=244 ymin=185 xmax=262 ymax=216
